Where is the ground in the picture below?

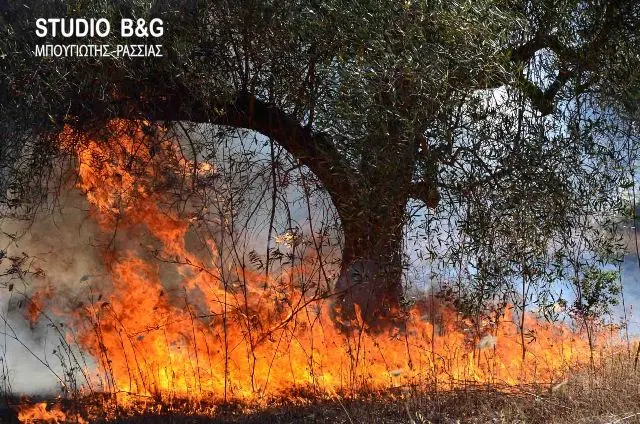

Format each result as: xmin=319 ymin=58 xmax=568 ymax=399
xmin=6 ymin=352 xmax=640 ymax=423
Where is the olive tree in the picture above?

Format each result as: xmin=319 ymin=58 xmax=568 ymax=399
xmin=1 ymin=0 xmax=640 ymax=324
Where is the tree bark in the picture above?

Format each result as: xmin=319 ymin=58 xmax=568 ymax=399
xmin=333 ymin=201 xmax=407 ymax=328
xmin=331 ymin=135 xmax=414 ymax=328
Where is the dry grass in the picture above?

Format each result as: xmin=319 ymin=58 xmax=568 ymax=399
xmin=6 ymin=347 xmax=640 ymax=424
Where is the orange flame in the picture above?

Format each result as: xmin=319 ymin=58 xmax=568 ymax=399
xmin=26 ymin=284 xmax=54 ymax=327
xmin=23 ymin=120 xmax=613 ymax=409
xmin=17 ymin=402 xmax=86 ymax=423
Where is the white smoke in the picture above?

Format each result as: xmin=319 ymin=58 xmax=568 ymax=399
xmin=0 ymin=190 xmax=103 ymax=393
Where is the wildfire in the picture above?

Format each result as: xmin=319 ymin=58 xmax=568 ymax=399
xmin=17 ymin=402 xmax=86 ymax=423
xmin=16 ymin=120 xmax=614 ymax=420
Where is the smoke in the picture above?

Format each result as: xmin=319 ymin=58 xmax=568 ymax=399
xmin=0 ymin=190 xmax=104 ymax=393
xmin=615 ymin=222 xmax=640 ymax=334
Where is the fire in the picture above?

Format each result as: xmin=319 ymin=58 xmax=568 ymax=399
xmin=26 ymin=284 xmax=53 ymax=327
xmin=19 ymin=120 xmax=613 ymax=413
xmin=17 ymin=402 xmax=86 ymax=423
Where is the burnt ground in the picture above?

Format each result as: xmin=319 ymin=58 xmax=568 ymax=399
xmin=5 ymin=386 xmax=639 ymax=424
xmin=109 ymin=389 xmax=556 ymax=423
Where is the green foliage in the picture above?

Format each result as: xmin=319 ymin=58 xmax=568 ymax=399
xmin=571 ymin=267 xmax=621 ymax=319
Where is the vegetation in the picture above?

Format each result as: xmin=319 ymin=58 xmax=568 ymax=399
xmin=2 ymin=1 xmax=640 ymax=323
xmin=5 ymin=348 xmax=640 ymax=423
xmin=2 ymin=5 xmax=640 ymax=423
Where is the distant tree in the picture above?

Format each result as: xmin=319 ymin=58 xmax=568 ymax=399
xmin=2 ymin=0 xmax=640 ymax=324
xmin=571 ymin=267 xmax=620 ymax=319
xmin=569 ymin=266 xmax=621 ymax=364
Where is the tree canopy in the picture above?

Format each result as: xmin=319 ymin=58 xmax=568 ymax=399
xmin=2 ymin=0 xmax=640 ymax=323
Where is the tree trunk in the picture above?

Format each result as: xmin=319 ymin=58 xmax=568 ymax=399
xmin=332 ymin=198 xmax=407 ymax=329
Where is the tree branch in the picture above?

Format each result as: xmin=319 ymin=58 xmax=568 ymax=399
xmin=70 ymin=89 xmax=357 ymax=215
xmin=410 ymin=180 xmax=440 ymax=209
xmin=497 ymin=1 xmax=633 ymax=116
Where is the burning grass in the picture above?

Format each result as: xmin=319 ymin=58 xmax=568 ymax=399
xmin=10 ymin=349 xmax=640 ymax=423
xmin=6 ymin=120 xmax=638 ymax=423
